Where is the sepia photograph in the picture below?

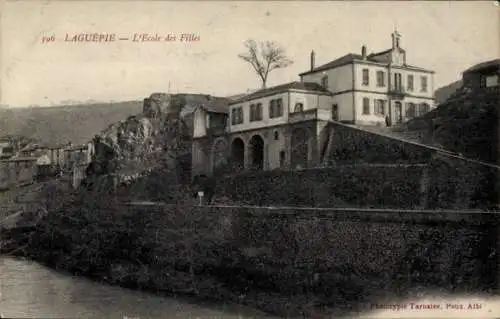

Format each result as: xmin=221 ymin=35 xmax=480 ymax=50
xmin=0 ymin=0 xmax=499 ymax=318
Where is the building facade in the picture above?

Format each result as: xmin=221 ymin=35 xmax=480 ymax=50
xmin=191 ymin=31 xmax=436 ymax=177
xmin=191 ymin=82 xmax=334 ymax=177
xmin=299 ymin=31 xmax=435 ymax=126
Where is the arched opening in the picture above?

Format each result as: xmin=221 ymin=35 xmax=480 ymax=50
xmin=230 ymin=138 xmax=245 ymax=171
xmin=249 ymin=135 xmax=264 ymax=170
xmin=211 ymin=138 xmax=228 ymax=172
xmin=291 ymin=128 xmax=309 ymax=169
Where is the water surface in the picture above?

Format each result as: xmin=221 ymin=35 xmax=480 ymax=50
xmin=0 ymin=256 xmax=276 ymax=318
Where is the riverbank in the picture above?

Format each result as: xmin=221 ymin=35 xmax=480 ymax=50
xmin=0 ymin=191 xmax=341 ymax=318
xmin=0 ymin=256 xmax=276 ymax=319
xmin=2 ymin=182 xmax=494 ymax=319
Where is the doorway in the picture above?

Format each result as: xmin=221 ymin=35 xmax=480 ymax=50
xmin=249 ymin=135 xmax=264 ymax=170
xmin=394 ymin=102 xmax=403 ymax=124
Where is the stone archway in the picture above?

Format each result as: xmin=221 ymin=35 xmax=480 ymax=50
xmin=211 ymin=138 xmax=228 ymax=173
xmin=249 ymin=135 xmax=264 ymax=170
xmin=230 ymin=137 xmax=245 ymax=171
xmin=291 ymin=128 xmax=309 ymax=169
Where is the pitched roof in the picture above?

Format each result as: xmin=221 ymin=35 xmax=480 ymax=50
xmin=230 ymin=81 xmax=332 ymax=104
xmin=180 ymin=94 xmax=229 ymax=114
xmin=463 ymin=59 xmax=500 ymax=74
xmin=299 ymin=53 xmax=362 ymax=76
xmin=368 ymin=47 xmax=406 ymax=59
xmin=300 ymin=50 xmax=434 ymax=76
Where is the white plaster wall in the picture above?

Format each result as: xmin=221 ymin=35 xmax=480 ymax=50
xmin=192 ymin=108 xmax=207 ymax=138
xmin=229 ymin=92 xmax=289 ymax=133
xmin=331 ymin=92 xmax=355 ymax=122
xmin=301 ymin=63 xmax=353 ymax=93
xmin=354 ymin=92 xmax=389 ymax=125
xmin=353 ymin=63 xmax=390 ymax=93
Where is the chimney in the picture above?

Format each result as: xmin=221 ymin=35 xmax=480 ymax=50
xmin=310 ymin=50 xmax=315 ymax=71
xmin=361 ymin=45 xmax=367 ymax=60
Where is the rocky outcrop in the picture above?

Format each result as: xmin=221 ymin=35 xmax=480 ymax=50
xmin=96 ymin=93 xmax=190 ymax=162
xmin=81 ymin=93 xmax=199 ymax=192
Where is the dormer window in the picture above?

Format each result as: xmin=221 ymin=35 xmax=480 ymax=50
xmin=294 ymin=102 xmax=304 ymax=113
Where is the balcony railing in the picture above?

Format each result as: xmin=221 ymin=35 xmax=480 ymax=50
xmin=389 ymin=85 xmax=407 ymax=99
xmin=288 ymin=109 xmax=318 ymax=123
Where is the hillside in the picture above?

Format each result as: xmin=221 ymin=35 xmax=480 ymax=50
xmin=434 ymin=80 xmax=462 ymax=105
xmin=0 ymin=101 xmax=143 ymax=146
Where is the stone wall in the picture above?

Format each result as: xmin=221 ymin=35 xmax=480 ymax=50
xmin=217 ymin=165 xmax=426 ymax=208
xmin=126 ymin=204 xmax=497 ymax=299
xmin=325 ymin=122 xmax=433 ymax=164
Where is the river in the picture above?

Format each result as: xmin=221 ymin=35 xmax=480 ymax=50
xmin=0 ymin=256 xmax=277 ymax=319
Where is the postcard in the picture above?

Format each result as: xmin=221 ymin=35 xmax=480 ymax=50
xmin=0 ymin=1 xmax=499 ymax=318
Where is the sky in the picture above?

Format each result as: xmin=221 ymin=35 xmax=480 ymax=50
xmin=0 ymin=1 xmax=498 ymax=108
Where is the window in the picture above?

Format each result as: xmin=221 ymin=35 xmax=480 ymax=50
xmin=405 ymin=102 xmax=416 ymax=118
xmin=250 ymin=103 xmax=262 ymax=122
xmin=274 ymin=131 xmax=279 ymax=140
xmin=276 ymin=99 xmax=283 ymax=117
xmin=294 ymin=103 xmax=304 ymax=113
xmin=376 ymin=71 xmax=385 ymax=87
xmin=362 ymin=98 xmax=370 ymax=115
xmin=416 ymin=103 xmax=430 ymax=116
xmin=249 ymin=104 xmax=255 ymax=121
xmin=332 ymin=104 xmax=339 ymax=121
xmin=407 ymin=75 xmax=414 ymax=91
xmin=269 ymin=98 xmax=283 ymax=118
xmin=485 ymin=75 xmax=499 ymax=87
xmin=231 ymin=107 xmax=243 ymax=125
xmin=321 ymin=75 xmax=329 ymax=88
xmin=420 ymin=76 xmax=428 ymax=92
xmin=393 ymin=73 xmax=402 ymax=90
xmin=375 ymin=99 xmax=386 ymax=115
xmin=362 ymin=69 xmax=369 ymax=86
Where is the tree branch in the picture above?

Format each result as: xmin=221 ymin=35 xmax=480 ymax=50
xmin=238 ymin=39 xmax=293 ymax=88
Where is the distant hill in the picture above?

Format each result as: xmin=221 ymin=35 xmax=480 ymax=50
xmin=435 ymin=80 xmax=462 ymax=105
xmin=0 ymin=101 xmax=143 ymax=146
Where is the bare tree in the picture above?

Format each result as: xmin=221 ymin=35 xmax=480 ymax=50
xmin=238 ymin=39 xmax=293 ymax=89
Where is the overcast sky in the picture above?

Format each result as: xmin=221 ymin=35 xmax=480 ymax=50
xmin=1 ymin=1 xmax=498 ymax=107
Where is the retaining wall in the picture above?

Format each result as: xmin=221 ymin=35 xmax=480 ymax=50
xmin=125 ymin=204 xmax=498 ymax=296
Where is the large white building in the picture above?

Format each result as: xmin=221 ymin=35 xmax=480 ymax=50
xmin=191 ymin=31 xmax=436 ymax=177
xmin=299 ymin=31 xmax=435 ymax=126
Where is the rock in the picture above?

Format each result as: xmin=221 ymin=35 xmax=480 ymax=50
xmin=144 ymin=93 xmax=185 ymax=118
xmin=142 ymin=98 xmax=159 ymax=119
xmin=83 ymin=93 xmax=196 ymax=191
